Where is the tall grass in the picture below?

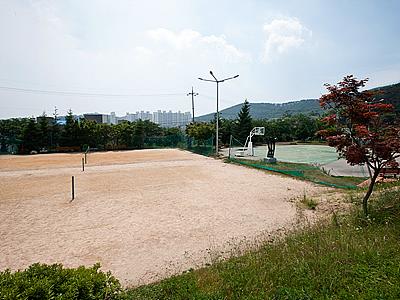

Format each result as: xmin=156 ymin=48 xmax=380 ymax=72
xmin=126 ymin=187 xmax=400 ymax=299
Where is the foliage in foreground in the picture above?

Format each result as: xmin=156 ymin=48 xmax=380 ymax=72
xmin=127 ymin=187 xmax=400 ymax=299
xmin=0 ymin=263 xmax=123 ymax=300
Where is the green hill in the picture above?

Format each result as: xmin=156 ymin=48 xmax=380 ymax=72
xmin=372 ymin=82 xmax=400 ymax=114
xmin=196 ymin=99 xmax=321 ymax=121
xmin=197 ymin=82 xmax=400 ymax=121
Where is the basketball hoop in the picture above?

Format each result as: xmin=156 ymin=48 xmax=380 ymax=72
xmin=252 ymin=127 xmax=265 ymax=136
xmin=245 ymin=127 xmax=265 ymax=156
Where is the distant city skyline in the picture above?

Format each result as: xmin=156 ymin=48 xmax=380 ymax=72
xmin=0 ymin=0 xmax=399 ymax=118
xmin=82 ymin=110 xmax=192 ymax=128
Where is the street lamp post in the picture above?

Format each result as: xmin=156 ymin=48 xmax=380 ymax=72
xmin=198 ymin=71 xmax=239 ymax=156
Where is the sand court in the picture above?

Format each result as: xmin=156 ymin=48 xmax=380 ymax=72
xmin=0 ymin=149 xmax=325 ymax=286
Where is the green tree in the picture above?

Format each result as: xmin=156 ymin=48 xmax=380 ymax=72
xmin=78 ymin=119 xmax=98 ymax=149
xmin=262 ymin=119 xmax=282 ymax=141
xmin=164 ymin=127 xmax=181 ymax=136
xmin=61 ymin=109 xmax=80 ymax=147
xmin=21 ymin=118 xmax=40 ymax=153
xmin=161 ymin=127 xmax=184 ymax=147
xmin=118 ymin=121 xmax=134 ymax=147
xmin=0 ymin=118 xmax=24 ymax=153
xmin=219 ymin=118 xmax=235 ymax=145
xmin=291 ymin=114 xmax=318 ymax=141
xmin=38 ymin=112 xmax=50 ymax=149
xmin=109 ymin=124 xmax=122 ymax=149
xmin=97 ymin=123 xmax=111 ymax=149
xmin=186 ymin=122 xmax=214 ymax=144
xmin=50 ymin=107 xmax=61 ymax=149
xmin=234 ymin=100 xmax=253 ymax=143
xmin=132 ymin=120 xmax=164 ymax=149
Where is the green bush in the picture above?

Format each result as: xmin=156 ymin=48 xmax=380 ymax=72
xmin=0 ymin=263 xmax=123 ymax=300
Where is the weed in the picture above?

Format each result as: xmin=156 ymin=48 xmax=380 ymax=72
xmin=300 ymin=191 xmax=318 ymax=210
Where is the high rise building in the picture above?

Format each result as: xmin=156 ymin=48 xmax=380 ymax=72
xmin=85 ymin=110 xmax=192 ymax=127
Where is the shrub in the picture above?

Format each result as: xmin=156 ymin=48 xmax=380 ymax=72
xmin=0 ymin=263 xmax=123 ymax=300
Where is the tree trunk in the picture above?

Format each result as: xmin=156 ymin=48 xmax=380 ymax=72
xmin=362 ymin=170 xmax=380 ymax=216
xmin=365 ymin=163 xmax=373 ymax=180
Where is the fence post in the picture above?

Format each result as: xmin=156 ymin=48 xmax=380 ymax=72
xmin=228 ymin=135 xmax=232 ymax=159
xmin=71 ymin=176 xmax=75 ymax=201
xmin=82 ymin=157 xmax=85 ymax=171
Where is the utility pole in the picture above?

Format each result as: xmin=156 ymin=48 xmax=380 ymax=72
xmin=51 ymin=106 xmax=58 ymax=148
xmin=198 ymin=71 xmax=239 ymax=156
xmin=187 ymin=87 xmax=198 ymax=123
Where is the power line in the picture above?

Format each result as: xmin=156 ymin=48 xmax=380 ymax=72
xmin=0 ymin=85 xmax=185 ymax=98
xmin=0 ymin=85 xmax=240 ymax=106
xmin=198 ymin=93 xmax=240 ymax=106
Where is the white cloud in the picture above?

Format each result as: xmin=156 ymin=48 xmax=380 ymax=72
xmin=262 ymin=17 xmax=312 ymax=62
xmin=146 ymin=28 xmax=251 ymax=63
xmin=147 ymin=28 xmax=200 ymax=50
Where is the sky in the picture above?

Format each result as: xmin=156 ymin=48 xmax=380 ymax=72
xmin=0 ymin=0 xmax=399 ymax=118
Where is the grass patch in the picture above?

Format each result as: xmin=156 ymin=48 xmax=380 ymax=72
xmin=300 ymin=192 xmax=318 ymax=210
xmin=126 ymin=188 xmax=400 ymax=299
xmin=229 ymin=158 xmax=366 ymax=189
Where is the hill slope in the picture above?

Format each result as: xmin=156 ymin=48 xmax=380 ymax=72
xmin=196 ymin=99 xmax=321 ymax=121
xmin=372 ymin=82 xmax=400 ymax=114
xmin=197 ymin=82 xmax=400 ymax=121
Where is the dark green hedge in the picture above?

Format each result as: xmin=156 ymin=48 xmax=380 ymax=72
xmin=0 ymin=263 xmax=124 ymax=299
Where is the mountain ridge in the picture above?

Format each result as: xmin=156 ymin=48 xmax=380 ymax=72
xmin=196 ymin=82 xmax=400 ymax=121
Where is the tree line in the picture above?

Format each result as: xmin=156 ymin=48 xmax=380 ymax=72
xmin=0 ymin=110 xmax=183 ymax=154
xmin=186 ymin=100 xmax=325 ymax=146
xmin=1 ymin=102 xmax=326 ymax=154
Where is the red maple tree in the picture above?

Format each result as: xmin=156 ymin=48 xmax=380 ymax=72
xmin=319 ymin=75 xmax=400 ymax=215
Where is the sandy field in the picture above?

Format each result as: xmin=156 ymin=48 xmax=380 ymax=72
xmin=0 ymin=149 xmax=326 ymax=286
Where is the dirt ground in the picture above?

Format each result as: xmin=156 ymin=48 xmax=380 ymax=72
xmin=0 ymin=149 xmax=327 ymax=286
